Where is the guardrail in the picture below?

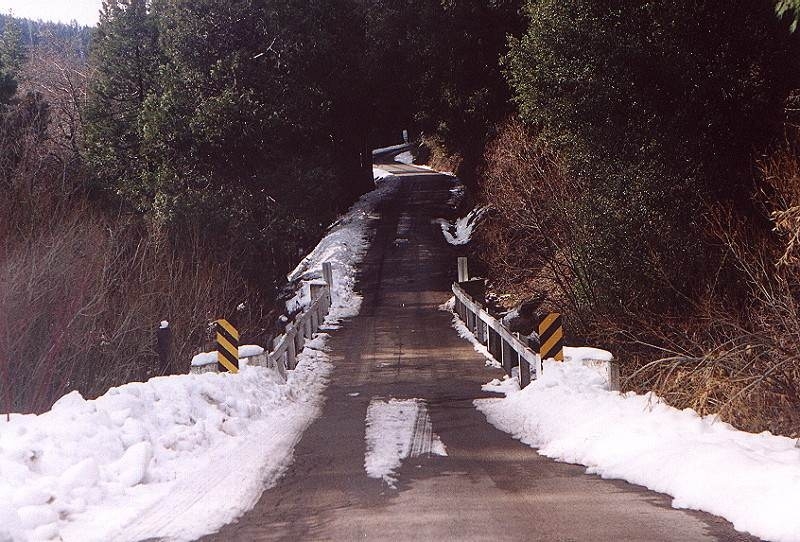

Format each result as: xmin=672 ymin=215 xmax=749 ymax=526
xmin=452 ymin=258 xmax=620 ymax=391
xmin=191 ymin=263 xmax=334 ymax=379
xmin=452 ymin=279 xmax=541 ymax=388
xmin=262 ymin=279 xmax=332 ymax=376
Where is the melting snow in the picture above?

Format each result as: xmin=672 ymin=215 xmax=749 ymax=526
xmin=364 ymin=398 xmax=446 ymax=488
xmin=436 ymin=206 xmax=488 ymax=245
xmin=476 ymin=359 xmax=800 ymax=542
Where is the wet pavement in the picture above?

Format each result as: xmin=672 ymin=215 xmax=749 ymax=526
xmin=202 ymin=163 xmax=757 ymax=542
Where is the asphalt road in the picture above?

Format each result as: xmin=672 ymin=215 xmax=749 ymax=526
xmin=202 ymin=163 xmax=757 ymax=542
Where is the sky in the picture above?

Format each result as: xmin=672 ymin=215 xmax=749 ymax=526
xmin=0 ymin=0 xmax=102 ymax=26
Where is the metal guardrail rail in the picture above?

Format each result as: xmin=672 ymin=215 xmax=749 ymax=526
xmin=192 ymin=263 xmax=334 ymax=379
xmin=263 ymin=279 xmax=332 ymax=378
xmin=452 ymin=281 xmax=541 ymax=388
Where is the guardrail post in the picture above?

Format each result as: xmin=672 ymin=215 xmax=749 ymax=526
xmin=609 ymin=361 xmax=621 ymax=391
xmin=501 ymin=338 xmax=517 ymax=375
xmin=322 ymin=262 xmax=333 ymax=312
xmin=322 ymin=261 xmax=334 ymax=295
xmin=488 ymin=327 xmax=502 ymax=363
xmin=310 ymin=281 xmax=326 ymax=332
xmin=517 ymin=333 xmax=532 ymax=387
xmin=271 ymin=335 xmax=288 ymax=379
xmin=458 ymin=257 xmax=469 ymax=282
xmin=286 ymin=324 xmax=298 ymax=370
xmin=527 ymin=336 xmax=543 ymax=379
xmin=475 ymin=318 xmax=486 ymax=344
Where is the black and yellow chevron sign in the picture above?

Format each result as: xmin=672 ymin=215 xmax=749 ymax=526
xmin=539 ymin=313 xmax=564 ymax=362
xmin=216 ymin=319 xmax=240 ymax=373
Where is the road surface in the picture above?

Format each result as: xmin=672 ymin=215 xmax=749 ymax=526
xmin=202 ymin=162 xmax=756 ymax=541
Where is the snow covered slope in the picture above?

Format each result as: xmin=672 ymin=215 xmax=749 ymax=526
xmin=436 ymin=206 xmax=488 ymax=245
xmin=476 ymin=359 xmax=800 ymax=542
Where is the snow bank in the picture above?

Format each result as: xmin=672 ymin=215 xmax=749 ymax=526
xmin=394 ymin=151 xmax=414 ymax=165
xmin=286 ymin=173 xmax=400 ymax=319
xmin=0 ymin=357 xmax=325 ymax=542
xmin=372 ymin=167 xmax=393 ymax=181
xmin=190 ymin=351 xmax=217 ymax=367
xmin=364 ymin=399 xmax=446 ymax=488
xmin=476 ymin=359 xmax=800 ymax=542
xmin=436 ymin=206 xmax=488 ymax=245
xmin=1 ymin=171 xmax=401 ymax=541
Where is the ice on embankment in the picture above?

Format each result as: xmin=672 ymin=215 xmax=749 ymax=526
xmin=476 ymin=358 xmax=800 ymax=542
xmin=436 ymin=206 xmax=488 ymax=245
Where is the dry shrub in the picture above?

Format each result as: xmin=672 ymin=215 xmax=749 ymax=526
xmin=19 ymin=36 xmax=92 ymax=163
xmin=0 ymin=196 xmax=277 ymax=414
xmin=0 ymin=59 xmax=277 ymax=414
xmin=477 ymin=118 xmax=587 ymax=324
xmin=611 ymin=136 xmax=800 ymax=437
xmin=418 ymin=135 xmax=463 ymax=175
xmin=476 ymin=119 xmax=800 ymax=436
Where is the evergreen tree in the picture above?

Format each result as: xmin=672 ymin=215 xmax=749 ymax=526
xmin=0 ymin=19 xmax=25 ymax=78
xmin=84 ymin=0 xmax=162 ymax=207
xmin=505 ymin=0 xmax=798 ymax=312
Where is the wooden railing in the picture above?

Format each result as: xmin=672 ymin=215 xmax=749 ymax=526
xmin=452 ymin=280 xmax=541 ymax=388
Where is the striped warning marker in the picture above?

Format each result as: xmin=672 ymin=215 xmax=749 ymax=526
xmin=539 ymin=313 xmax=564 ymax=362
xmin=216 ymin=319 xmax=239 ymax=373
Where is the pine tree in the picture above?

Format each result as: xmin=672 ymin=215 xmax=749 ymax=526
xmin=84 ymin=0 xmax=162 ymax=207
xmin=0 ymin=19 xmax=25 ymax=78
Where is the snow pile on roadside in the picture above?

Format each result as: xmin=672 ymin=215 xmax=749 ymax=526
xmin=190 ymin=345 xmax=264 ymax=367
xmin=394 ymin=151 xmax=414 ymax=165
xmin=372 ymin=167 xmax=394 ymax=181
xmin=0 ymin=171 xmax=402 ymax=541
xmin=476 ymin=359 xmax=800 ymax=542
xmin=436 ymin=206 xmax=488 ymax=245
xmin=364 ymin=398 xmax=446 ymax=487
xmin=287 ymin=173 xmax=400 ymax=317
xmin=0 ymin=349 xmax=329 ymax=542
